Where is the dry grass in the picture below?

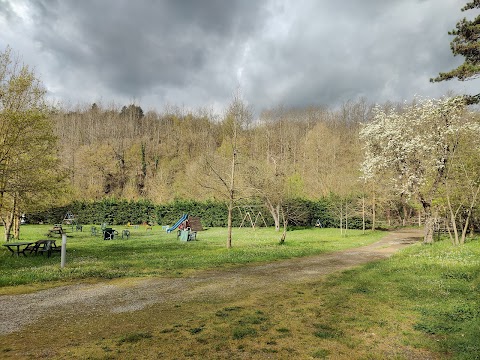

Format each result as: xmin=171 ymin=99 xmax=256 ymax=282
xmin=0 ymin=276 xmax=441 ymax=360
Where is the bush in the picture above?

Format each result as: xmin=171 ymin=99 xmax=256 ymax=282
xmin=27 ymin=196 xmax=370 ymax=229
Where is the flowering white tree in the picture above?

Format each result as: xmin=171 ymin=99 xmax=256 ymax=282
xmin=360 ymin=96 xmax=479 ymax=243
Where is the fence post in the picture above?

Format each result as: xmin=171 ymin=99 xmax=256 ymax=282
xmin=61 ymin=233 xmax=67 ymax=268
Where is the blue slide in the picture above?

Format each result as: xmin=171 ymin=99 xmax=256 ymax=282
xmin=166 ymin=214 xmax=188 ymax=233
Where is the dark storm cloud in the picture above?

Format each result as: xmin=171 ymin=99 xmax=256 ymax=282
xmin=240 ymin=0 xmax=469 ymax=110
xmin=26 ymin=0 xmax=268 ymax=104
xmin=1 ymin=0 xmax=476 ymax=112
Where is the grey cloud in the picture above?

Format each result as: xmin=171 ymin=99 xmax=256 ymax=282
xmin=27 ymin=0 xmax=268 ymax=104
xmin=0 ymin=0 xmax=14 ymax=19
xmin=240 ymin=0 xmax=470 ymax=110
xmin=1 ymin=0 xmax=476 ymax=112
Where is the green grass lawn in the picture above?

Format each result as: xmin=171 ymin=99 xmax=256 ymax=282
xmin=1 ymin=225 xmax=479 ymax=358
xmin=0 ymin=225 xmax=384 ymax=288
xmin=308 ymin=238 xmax=480 ymax=359
xmin=51 ymin=235 xmax=475 ymax=359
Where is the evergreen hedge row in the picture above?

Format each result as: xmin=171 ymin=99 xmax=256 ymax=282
xmin=27 ymin=197 xmax=369 ymax=230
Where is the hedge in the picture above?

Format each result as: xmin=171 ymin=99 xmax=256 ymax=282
xmin=27 ymin=197 xmax=371 ymax=230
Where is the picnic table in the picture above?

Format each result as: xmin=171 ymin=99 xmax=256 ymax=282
xmin=47 ymin=225 xmax=64 ymax=237
xmin=3 ymin=242 xmax=35 ymax=256
xmin=28 ymin=239 xmax=61 ymax=257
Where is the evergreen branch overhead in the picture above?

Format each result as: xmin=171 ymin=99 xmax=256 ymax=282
xmin=431 ymin=1 xmax=480 ymax=103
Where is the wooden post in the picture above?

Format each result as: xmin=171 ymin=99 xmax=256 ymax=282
xmin=61 ymin=233 xmax=67 ymax=268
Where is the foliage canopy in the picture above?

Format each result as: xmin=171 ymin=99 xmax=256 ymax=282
xmin=431 ymin=1 xmax=480 ymax=103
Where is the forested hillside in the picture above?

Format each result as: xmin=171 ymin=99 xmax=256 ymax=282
xmin=48 ymin=95 xmax=480 ymax=240
xmin=53 ymin=99 xmax=371 ymax=203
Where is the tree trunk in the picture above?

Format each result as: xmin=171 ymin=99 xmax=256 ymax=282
xmin=461 ymin=184 xmax=480 ymax=244
xmin=275 ymin=204 xmax=281 ymax=231
xmin=227 ymin=148 xmax=237 ymax=249
xmin=422 ymin=201 xmax=435 ymax=244
xmin=461 ymin=214 xmax=470 ymax=245
xmin=460 ymin=191 xmax=478 ymax=244
xmin=4 ymin=218 xmax=12 ymax=242
xmin=3 ymin=195 xmax=17 ymax=241
xmin=339 ymin=204 xmax=343 ymax=236
xmin=279 ymin=207 xmax=288 ymax=244
xmin=3 ymin=211 xmax=14 ymax=242
xmin=13 ymin=211 xmax=20 ymax=239
xmin=371 ymin=192 xmax=376 ymax=231
xmin=265 ymin=201 xmax=281 ymax=231
xmin=362 ymin=195 xmax=366 ymax=234
xmin=227 ymin=202 xmax=233 ymax=249
xmin=345 ymin=202 xmax=348 ymax=236
xmin=446 ymin=217 xmax=455 ymax=245
xmin=424 ymin=216 xmax=435 ymax=244
xmin=447 ymin=194 xmax=459 ymax=245
xmin=137 ymin=143 xmax=147 ymax=195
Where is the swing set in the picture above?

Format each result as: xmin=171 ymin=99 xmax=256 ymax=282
xmin=237 ymin=206 xmax=268 ymax=229
xmin=62 ymin=211 xmax=83 ymax=231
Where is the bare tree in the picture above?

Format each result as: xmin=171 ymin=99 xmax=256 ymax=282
xmin=199 ymin=93 xmax=251 ymax=248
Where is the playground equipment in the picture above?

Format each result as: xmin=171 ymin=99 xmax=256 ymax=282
xmin=238 ymin=206 xmax=268 ymax=229
xmin=63 ymin=211 xmax=75 ymax=225
xmin=178 ymin=229 xmax=196 ymax=241
xmin=187 ymin=216 xmax=203 ymax=232
xmin=167 ymin=214 xmax=203 ymax=241
xmin=166 ymin=214 xmax=188 ymax=233
xmin=62 ymin=211 xmax=82 ymax=231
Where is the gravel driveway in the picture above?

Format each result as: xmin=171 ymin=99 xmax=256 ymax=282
xmin=0 ymin=228 xmax=423 ymax=336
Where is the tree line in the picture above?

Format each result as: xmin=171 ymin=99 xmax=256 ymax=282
xmin=52 ymin=98 xmax=367 ymax=203
xmin=47 ymin=93 xmax=480 ymax=245
xmin=3 ymin=48 xmax=480 ymax=245
xmin=3 ymin=0 xmax=480 ymax=245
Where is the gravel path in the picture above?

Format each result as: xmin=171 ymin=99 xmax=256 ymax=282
xmin=0 ymin=228 xmax=423 ymax=335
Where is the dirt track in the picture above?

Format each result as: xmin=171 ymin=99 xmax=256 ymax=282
xmin=0 ymin=228 xmax=423 ymax=336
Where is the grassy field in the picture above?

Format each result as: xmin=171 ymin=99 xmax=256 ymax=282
xmin=1 ymin=225 xmax=479 ymax=359
xmin=0 ymin=224 xmax=384 ymax=289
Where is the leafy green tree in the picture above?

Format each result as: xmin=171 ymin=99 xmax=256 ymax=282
xmin=0 ymin=46 xmax=65 ymax=240
xmin=431 ymin=1 xmax=480 ymax=103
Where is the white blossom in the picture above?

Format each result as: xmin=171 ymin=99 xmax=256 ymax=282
xmin=360 ymin=96 xmax=477 ymax=198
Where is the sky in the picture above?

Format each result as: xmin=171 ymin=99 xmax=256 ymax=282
xmin=1 ymin=0 xmax=479 ymax=114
